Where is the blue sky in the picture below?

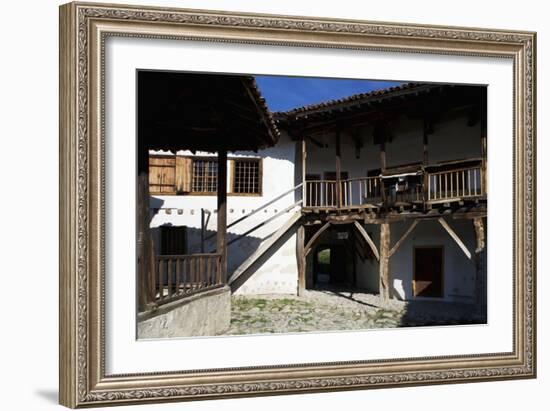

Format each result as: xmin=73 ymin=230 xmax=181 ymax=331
xmin=255 ymin=75 xmax=402 ymax=112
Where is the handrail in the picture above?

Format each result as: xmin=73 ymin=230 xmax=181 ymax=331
xmin=203 ymin=182 xmax=303 ymax=242
xmin=226 ymin=201 xmax=302 ymax=247
xmin=427 ymin=165 xmax=483 ymax=201
xmin=149 ymin=253 xmax=224 ymax=308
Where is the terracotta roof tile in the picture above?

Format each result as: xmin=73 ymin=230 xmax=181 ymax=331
xmin=276 ymin=82 xmax=433 ymax=118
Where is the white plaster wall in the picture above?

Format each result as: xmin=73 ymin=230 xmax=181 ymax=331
xmin=149 ymin=133 xmax=300 ymax=295
xmin=305 ymin=111 xmax=482 ymax=179
xmin=357 ymin=218 xmax=478 ymax=303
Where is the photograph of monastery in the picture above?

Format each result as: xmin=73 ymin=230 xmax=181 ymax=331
xmin=136 ymin=71 xmax=487 ymax=339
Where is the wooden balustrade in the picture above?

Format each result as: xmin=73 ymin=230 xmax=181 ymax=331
xmin=305 ymin=177 xmax=381 ymax=208
xmin=151 ymin=253 xmax=223 ymax=306
xmin=427 ymin=166 xmax=484 ymax=202
xmin=304 ymin=180 xmax=338 ymax=207
xmin=304 ymin=166 xmax=484 ymax=209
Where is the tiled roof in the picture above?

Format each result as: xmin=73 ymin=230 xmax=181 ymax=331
xmin=243 ymin=76 xmax=281 ymax=141
xmin=276 ymin=82 xmax=435 ymax=119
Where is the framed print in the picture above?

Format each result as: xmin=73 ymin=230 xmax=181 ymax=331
xmin=59 ymin=1 xmax=537 ymax=408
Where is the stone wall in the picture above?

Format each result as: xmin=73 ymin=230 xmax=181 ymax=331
xmin=137 ymin=286 xmax=231 ymax=339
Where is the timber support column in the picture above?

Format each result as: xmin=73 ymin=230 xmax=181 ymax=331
xmin=335 ymin=130 xmax=342 ymax=208
xmin=217 ymin=149 xmax=228 ymax=282
xmin=137 ymin=144 xmax=154 ymax=311
xmin=301 ymin=138 xmax=306 ymax=207
xmin=297 ymin=225 xmax=306 ymax=296
xmin=473 ymin=217 xmax=486 ymax=319
xmin=379 ymin=223 xmax=391 ymax=304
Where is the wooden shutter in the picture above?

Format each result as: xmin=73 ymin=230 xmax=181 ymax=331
xmin=175 ymin=156 xmax=192 ymax=194
xmin=149 ymin=156 xmax=176 ymax=194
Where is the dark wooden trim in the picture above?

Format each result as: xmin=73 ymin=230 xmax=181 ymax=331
xmin=217 ymin=150 xmax=228 ymax=282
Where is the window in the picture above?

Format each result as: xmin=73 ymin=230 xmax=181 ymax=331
xmin=148 ymin=154 xmax=262 ymax=195
xmin=160 ymin=226 xmax=187 ymax=255
xmin=192 ymin=159 xmax=218 ymax=194
xmin=232 ymin=159 xmax=261 ymax=195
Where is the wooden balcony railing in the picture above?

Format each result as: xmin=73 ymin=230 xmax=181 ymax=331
xmin=151 ymin=253 xmax=223 ymax=306
xmin=427 ymin=166 xmax=484 ymax=202
xmin=304 ymin=166 xmax=485 ymax=210
xmin=305 ymin=177 xmax=381 ymax=208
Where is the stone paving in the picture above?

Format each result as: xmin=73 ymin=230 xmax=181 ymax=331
xmin=223 ymin=287 xmax=485 ymax=335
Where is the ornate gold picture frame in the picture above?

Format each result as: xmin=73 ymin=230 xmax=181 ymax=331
xmin=59 ymin=1 xmax=536 ymax=408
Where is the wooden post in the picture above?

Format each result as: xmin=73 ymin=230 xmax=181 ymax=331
xmin=473 ymin=217 xmax=486 ymax=318
xmin=335 ymin=130 xmax=342 ymax=208
xmin=301 ymin=138 xmax=307 ymax=206
xmin=379 ymin=223 xmax=391 ymax=304
xmin=380 ymin=136 xmax=387 ymax=206
xmin=422 ymin=119 xmax=430 ymax=204
xmin=297 ymin=225 xmax=306 ymax=296
xmin=423 ymin=118 xmax=430 ymax=166
xmin=217 ymin=149 xmax=228 ymax=282
xmin=200 ymin=208 xmax=205 ymax=253
xmin=137 ymin=144 xmax=154 ymax=311
xmin=481 ymin=93 xmax=487 ymax=196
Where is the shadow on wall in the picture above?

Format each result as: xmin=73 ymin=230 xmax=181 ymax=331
xmin=150 ymin=224 xmax=266 ymax=275
xmin=230 ymin=223 xmax=298 ymax=292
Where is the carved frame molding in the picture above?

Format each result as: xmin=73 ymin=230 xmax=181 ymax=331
xmin=59 ymin=2 xmax=536 ymax=407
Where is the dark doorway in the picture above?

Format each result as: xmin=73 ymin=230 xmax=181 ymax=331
xmin=413 ymin=246 xmax=444 ymax=297
xmin=314 ymin=245 xmax=349 ymax=286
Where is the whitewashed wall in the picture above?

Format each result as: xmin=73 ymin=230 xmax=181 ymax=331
xmin=149 ymin=133 xmax=300 ymax=295
xmin=356 ymin=218 xmax=478 ymax=303
xmin=305 ymin=110 xmax=482 ymax=178
xmin=149 ymin=109 xmax=483 ymax=299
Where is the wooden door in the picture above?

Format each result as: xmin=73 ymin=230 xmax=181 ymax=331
xmin=413 ymin=246 xmax=444 ymax=297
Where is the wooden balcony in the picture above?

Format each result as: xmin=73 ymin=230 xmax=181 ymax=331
xmin=146 ymin=253 xmax=224 ymax=308
xmin=427 ymin=165 xmax=484 ymax=204
xmin=303 ymin=163 xmax=485 ymax=213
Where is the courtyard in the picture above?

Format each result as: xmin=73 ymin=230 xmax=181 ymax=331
xmin=223 ymin=287 xmax=484 ymax=335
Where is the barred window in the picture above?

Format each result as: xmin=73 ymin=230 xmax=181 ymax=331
xmin=149 ymin=154 xmax=262 ymax=196
xmin=233 ymin=159 xmax=261 ymax=194
xmin=192 ymin=159 xmax=218 ymax=193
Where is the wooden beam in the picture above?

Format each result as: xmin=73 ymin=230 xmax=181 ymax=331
xmin=438 ymin=217 xmax=472 ymax=259
xmin=217 ymin=149 xmax=228 ymax=282
xmin=473 ymin=217 xmax=485 ymax=253
xmin=137 ymin=145 xmax=154 ymax=310
xmin=302 ymin=138 xmax=307 ymax=207
xmin=389 ymin=220 xmax=419 ymax=257
xmin=297 ymin=225 xmax=306 ymax=296
xmin=379 ymin=134 xmax=387 ymax=206
xmin=473 ymin=217 xmax=486 ymax=317
xmin=335 ymin=130 xmax=342 ymax=208
xmin=353 ymin=221 xmax=380 ymax=261
xmin=305 ymin=222 xmax=331 ymax=256
xmin=379 ymin=223 xmax=391 ymax=303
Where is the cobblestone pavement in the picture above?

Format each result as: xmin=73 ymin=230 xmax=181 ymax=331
xmin=223 ymin=287 xmax=485 ymax=336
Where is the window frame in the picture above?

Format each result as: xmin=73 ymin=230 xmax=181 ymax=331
xmin=230 ymin=157 xmax=263 ymax=197
xmin=148 ymin=154 xmax=263 ymax=197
